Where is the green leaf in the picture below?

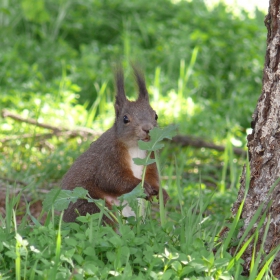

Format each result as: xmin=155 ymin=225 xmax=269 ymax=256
xmin=151 ymin=125 xmax=177 ymax=141
xmin=138 ymin=125 xmax=177 ymax=152
xmin=72 ymin=187 xmax=89 ymax=199
xmin=64 ymin=237 xmax=77 ymax=247
xmin=84 ymin=247 xmax=96 ymax=257
xmin=120 ymin=184 xmax=146 ymax=202
xmin=118 ymin=184 xmax=146 ymax=214
xmin=109 ymin=235 xmax=123 ymax=247
xmin=43 ymin=187 xmax=88 ymax=211
xmin=180 ymin=265 xmax=195 ymax=276
xmin=190 ymin=259 xmax=207 ymax=272
xmin=171 ymin=260 xmax=182 ymax=272
xmin=214 ymin=258 xmax=230 ymax=268
xmin=133 ymin=157 xmax=156 ymax=166
xmin=162 ymin=270 xmax=174 ymax=280
xmin=138 ymin=141 xmax=164 ymax=151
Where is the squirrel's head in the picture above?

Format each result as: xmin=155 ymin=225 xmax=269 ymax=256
xmin=114 ymin=66 xmax=158 ymax=147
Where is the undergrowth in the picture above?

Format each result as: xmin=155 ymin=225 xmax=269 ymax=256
xmin=0 ymin=161 xmax=277 ymax=279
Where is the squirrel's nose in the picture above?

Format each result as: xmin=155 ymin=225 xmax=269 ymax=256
xmin=142 ymin=124 xmax=153 ymax=134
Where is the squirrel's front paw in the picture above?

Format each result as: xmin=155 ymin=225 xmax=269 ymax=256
xmin=143 ymin=182 xmax=156 ymax=201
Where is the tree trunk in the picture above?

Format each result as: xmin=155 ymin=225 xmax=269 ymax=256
xmin=232 ymin=1 xmax=280 ymax=277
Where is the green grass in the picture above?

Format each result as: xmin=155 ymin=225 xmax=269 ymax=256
xmin=1 ymin=158 xmax=278 ymax=279
xmin=0 ymin=0 xmax=274 ymax=278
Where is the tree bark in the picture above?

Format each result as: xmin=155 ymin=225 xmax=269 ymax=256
xmin=232 ymin=1 xmax=280 ymax=277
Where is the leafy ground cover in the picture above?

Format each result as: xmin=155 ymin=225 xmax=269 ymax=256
xmin=0 ymin=0 xmax=274 ymax=278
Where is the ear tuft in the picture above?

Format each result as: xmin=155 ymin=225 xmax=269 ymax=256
xmin=132 ymin=64 xmax=149 ymax=102
xmin=114 ymin=66 xmax=127 ymax=116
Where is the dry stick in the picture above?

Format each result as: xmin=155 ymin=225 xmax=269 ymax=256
xmin=2 ymin=132 xmax=60 ymax=143
xmin=2 ymin=109 xmax=61 ymax=131
xmin=0 ymin=185 xmax=49 ymax=194
xmin=0 ymin=176 xmax=27 ymax=186
xmin=2 ymin=131 xmax=98 ymax=143
xmin=1 ymin=109 xmax=246 ymax=156
xmin=1 ymin=109 xmax=102 ymax=142
xmin=172 ymin=135 xmax=246 ymax=156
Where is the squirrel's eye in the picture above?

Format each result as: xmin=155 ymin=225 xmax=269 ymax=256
xmin=155 ymin=113 xmax=158 ymax=121
xmin=123 ymin=115 xmax=130 ymax=124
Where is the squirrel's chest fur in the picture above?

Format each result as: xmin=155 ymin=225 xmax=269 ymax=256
xmin=114 ymin=146 xmax=146 ymax=218
xmin=128 ymin=146 xmax=146 ymax=179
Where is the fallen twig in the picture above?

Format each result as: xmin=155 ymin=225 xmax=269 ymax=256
xmin=1 ymin=109 xmax=102 ymax=142
xmin=0 ymin=176 xmax=27 ymax=186
xmin=2 ymin=132 xmax=59 ymax=143
xmin=0 ymin=185 xmax=49 ymax=194
xmin=172 ymin=135 xmax=246 ymax=156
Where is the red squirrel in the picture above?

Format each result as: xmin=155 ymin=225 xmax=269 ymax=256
xmin=61 ymin=66 xmax=169 ymax=223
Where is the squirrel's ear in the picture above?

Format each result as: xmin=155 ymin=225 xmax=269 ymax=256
xmin=114 ymin=67 xmax=127 ymax=116
xmin=132 ymin=65 xmax=149 ymax=102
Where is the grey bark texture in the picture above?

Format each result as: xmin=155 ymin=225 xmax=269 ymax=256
xmin=232 ymin=0 xmax=280 ymax=277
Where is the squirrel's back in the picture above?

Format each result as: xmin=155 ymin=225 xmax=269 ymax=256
xmin=62 ymin=127 xmax=122 ymax=194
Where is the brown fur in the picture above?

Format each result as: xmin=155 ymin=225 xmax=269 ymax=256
xmin=61 ymin=66 xmax=169 ymax=223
